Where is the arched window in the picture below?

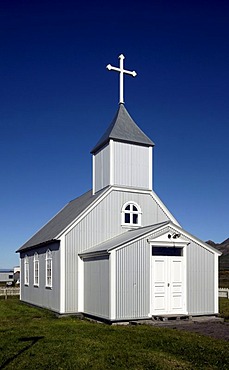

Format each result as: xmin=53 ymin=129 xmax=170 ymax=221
xmin=121 ymin=202 xmax=142 ymax=227
xmin=46 ymin=249 xmax=52 ymax=288
xmin=33 ymin=252 xmax=39 ymax=286
xmin=24 ymin=255 xmax=29 ymax=285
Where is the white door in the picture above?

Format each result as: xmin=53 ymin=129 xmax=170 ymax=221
xmin=152 ymin=255 xmax=185 ymax=315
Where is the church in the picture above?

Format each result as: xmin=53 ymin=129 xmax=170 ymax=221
xmin=17 ymin=55 xmax=221 ymax=322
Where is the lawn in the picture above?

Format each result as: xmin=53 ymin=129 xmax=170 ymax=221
xmin=0 ymin=298 xmax=229 ymax=369
xmin=219 ymin=297 xmax=229 ymax=321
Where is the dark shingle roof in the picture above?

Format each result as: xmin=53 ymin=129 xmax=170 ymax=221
xmin=91 ymin=104 xmax=154 ymax=154
xmin=17 ymin=188 xmax=106 ymax=252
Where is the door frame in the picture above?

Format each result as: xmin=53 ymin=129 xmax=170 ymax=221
xmin=149 ymin=241 xmax=188 ymax=316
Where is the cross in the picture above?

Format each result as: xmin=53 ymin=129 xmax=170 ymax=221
xmin=106 ymin=54 xmax=137 ymax=104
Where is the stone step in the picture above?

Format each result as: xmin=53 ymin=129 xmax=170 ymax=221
xmin=152 ymin=314 xmax=192 ymax=322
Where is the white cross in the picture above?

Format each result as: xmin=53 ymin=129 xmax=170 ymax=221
xmin=106 ymin=54 xmax=137 ymax=104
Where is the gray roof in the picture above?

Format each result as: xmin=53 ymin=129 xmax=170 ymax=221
xmin=79 ymin=220 xmax=222 ymax=257
xmin=17 ymin=188 xmax=107 ymax=252
xmin=91 ymin=104 xmax=154 ymax=154
xmin=79 ymin=221 xmax=170 ymax=256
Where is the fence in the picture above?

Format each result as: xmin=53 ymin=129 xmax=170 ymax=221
xmin=219 ymin=288 xmax=229 ymax=299
xmin=0 ymin=287 xmax=20 ymax=299
xmin=0 ymin=287 xmax=228 ymax=301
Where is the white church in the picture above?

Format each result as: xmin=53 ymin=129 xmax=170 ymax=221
xmin=17 ymin=55 xmax=221 ymax=322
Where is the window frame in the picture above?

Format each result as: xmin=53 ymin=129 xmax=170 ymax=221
xmin=45 ymin=249 xmax=52 ymax=288
xmin=24 ymin=255 xmax=29 ymax=286
xmin=121 ymin=201 xmax=142 ymax=228
xmin=33 ymin=252 xmax=39 ymax=287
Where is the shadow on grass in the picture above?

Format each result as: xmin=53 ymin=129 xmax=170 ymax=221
xmin=0 ymin=336 xmax=44 ymax=369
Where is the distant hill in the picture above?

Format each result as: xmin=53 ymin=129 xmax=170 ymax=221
xmin=206 ymin=238 xmax=229 ymax=288
xmin=206 ymin=238 xmax=229 ymax=270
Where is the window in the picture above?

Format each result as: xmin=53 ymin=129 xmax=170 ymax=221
xmin=46 ymin=249 xmax=52 ymax=288
xmin=34 ymin=253 xmax=39 ymax=286
xmin=121 ymin=202 xmax=142 ymax=227
xmin=24 ymin=255 xmax=29 ymax=285
xmin=152 ymin=247 xmax=183 ymax=256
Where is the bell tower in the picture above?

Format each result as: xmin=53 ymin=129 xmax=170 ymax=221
xmin=91 ymin=55 xmax=155 ymax=194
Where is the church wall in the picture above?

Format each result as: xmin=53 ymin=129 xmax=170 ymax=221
xmin=113 ymin=142 xmax=151 ymax=190
xmin=65 ymin=188 xmax=169 ymax=313
xmin=186 ymin=241 xmax=215 ymax=315
xmin=115 ymin=238 xmax=150 ymax=320
xmin=20 ymin=242 xmax=60 ymax=312
xmin=83 ymin=255 xmax=109 ymax=319
xmin=94 ymin=144 xmax=110 ymax=193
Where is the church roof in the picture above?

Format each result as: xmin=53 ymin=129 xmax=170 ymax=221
xmin=79 ymin=221 xmax=222 ymax=257
xmin=79 ymin=221 xmax=170 ymax=256
xmin=17 ymin=188 xmax=106 ymax=252
xmin=91 ymin=103 xmax=154 ymax=154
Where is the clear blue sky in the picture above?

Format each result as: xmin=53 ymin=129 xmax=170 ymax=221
xmin=1 ymin=0 xmax=228 ymax=268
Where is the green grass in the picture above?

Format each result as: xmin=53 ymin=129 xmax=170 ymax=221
xmin=219 ymin=297 xmax=229 ymax=321
xmin=0 ymin=298 xmax=229 ymax=369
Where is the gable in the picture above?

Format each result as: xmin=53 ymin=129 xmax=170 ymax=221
xmin=64 ymin=186 xmax=176 ymax=254
xmin=17 ymin=183 xmax=179 ymax=254
xmin=79 ymin=220 xmax=221 ymax=257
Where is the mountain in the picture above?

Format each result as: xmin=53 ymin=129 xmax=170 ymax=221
xmin=206 ymin=238 xmax=229 ymax=270
xmin=206 ymin=239 xmax=229 ymax=288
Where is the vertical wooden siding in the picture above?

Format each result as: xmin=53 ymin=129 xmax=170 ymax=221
xmin=94 ymin=144 xmax=110 ymax=193
xmin=187 ymin=241 xmax=215 ymax=314
xmin=65 ymin=189 xmax=169 ymax=313
xmin=115 ymin=239 xmax=150 ymax=320
xmin=20 ymin=243 xmax=60 ymax=312
xmin=84 ymin=256 xmax=109 ymax=319
xmin=113 ymin=142 xmax=150 ymax=189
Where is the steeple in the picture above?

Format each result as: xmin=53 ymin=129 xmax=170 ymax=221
xmin=91 ymin=103 xmax=154 ymax=154
xmin=92 ymin=54 xmax=155 ymax=194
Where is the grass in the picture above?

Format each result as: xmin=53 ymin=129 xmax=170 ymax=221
xmin=219 ymin=297 xmax=229 ymax=321
xmin=0 ymin=298 xmax=229 ymax=369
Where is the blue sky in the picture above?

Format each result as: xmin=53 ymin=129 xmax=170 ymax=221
xmin=1 ymin=0 xmax=228 ymax=268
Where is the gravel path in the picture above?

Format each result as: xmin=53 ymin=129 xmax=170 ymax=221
xmin=130 ymin=317 xmax=229 ymax=341
xmin=170 ymin=321 xmax=229 ymax=341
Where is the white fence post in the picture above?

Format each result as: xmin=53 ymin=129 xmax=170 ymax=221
xmin=219 ymin=288 xmax=229 ymax=299
xmin=0 ymin=287 xmax=20 ymax=298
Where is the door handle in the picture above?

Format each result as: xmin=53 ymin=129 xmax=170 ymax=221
xmin=167 ymin=283 xmax=170 ymax=287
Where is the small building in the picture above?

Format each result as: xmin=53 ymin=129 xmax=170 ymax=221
xmin=16 ymin=55 xmax=221 ymax=322
xmin=0 ymin=269 xmax=14 ymax=285
xmin=14 ymin=266 xmax=20 ymax=284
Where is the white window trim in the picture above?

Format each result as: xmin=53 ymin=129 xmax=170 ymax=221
xmin=33 ymin=253 xmax=39 ymax=287
xmin=24 ymin=255 xmax=29 ymax=286
xmin=45 ymin=249 xmax=52 ymax=288
xmin=121 ymin=201 xmax=142 ymax=228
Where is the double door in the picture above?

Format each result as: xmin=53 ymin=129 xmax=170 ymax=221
xmin=152 ymin=255 xmax=185 ymax=315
